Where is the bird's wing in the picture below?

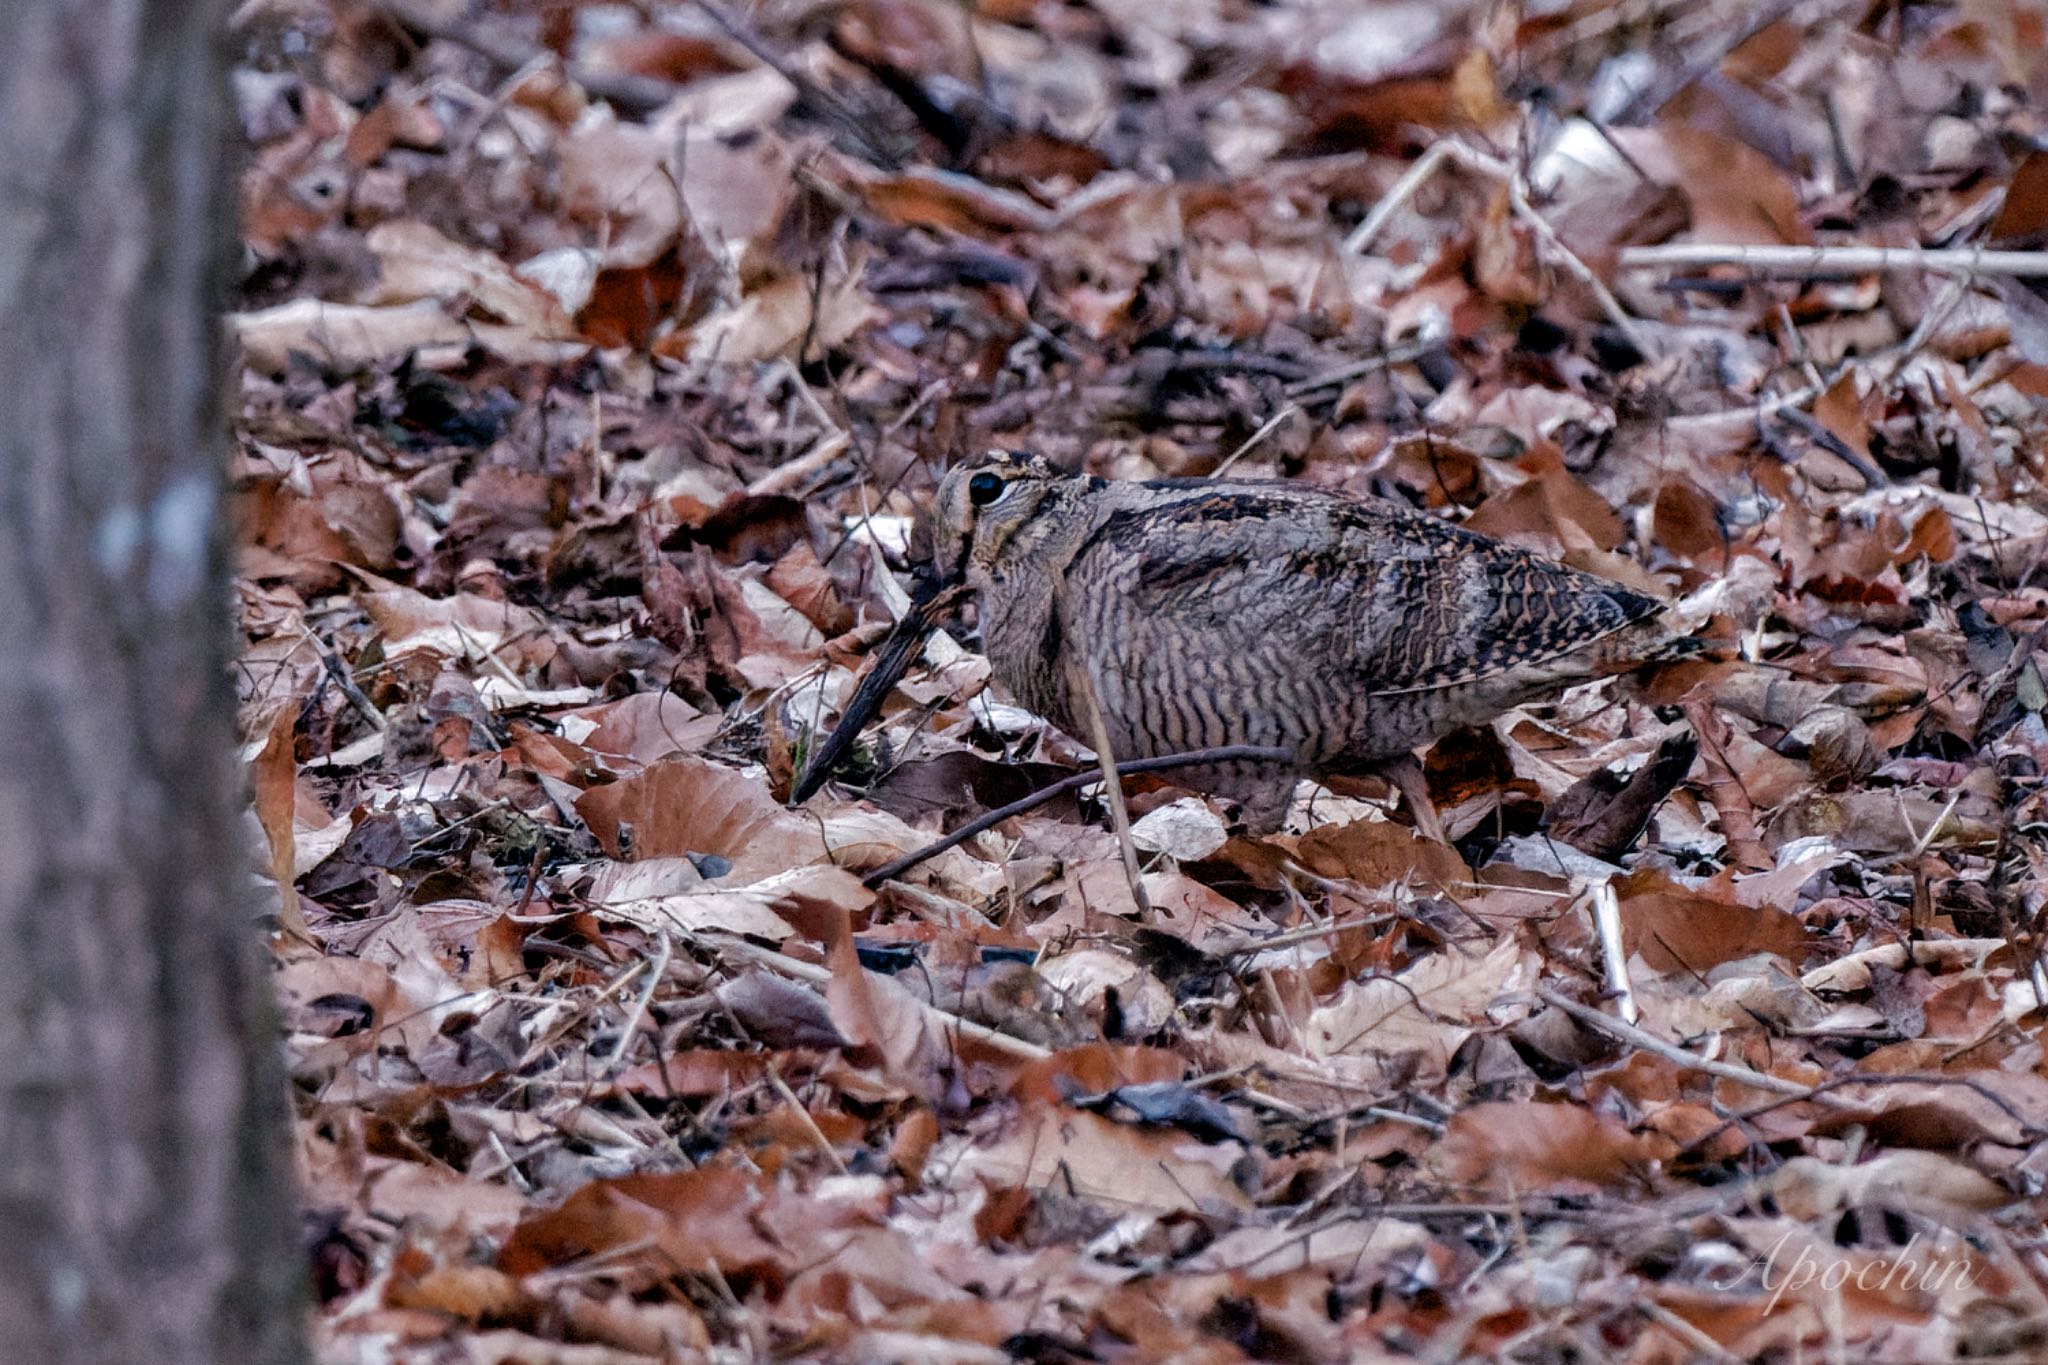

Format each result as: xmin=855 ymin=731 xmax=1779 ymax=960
xmin=1081 ymin=482 xmax=1662 ymax=695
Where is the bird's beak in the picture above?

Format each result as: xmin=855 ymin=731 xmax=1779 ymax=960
xmin=789 ymin=582 xmax=965 ymax=804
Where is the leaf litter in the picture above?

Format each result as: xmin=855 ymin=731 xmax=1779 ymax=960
xmin=231 ymin=0 xmax=2048 ymax=1360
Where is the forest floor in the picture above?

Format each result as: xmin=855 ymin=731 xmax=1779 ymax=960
xmin=231 ymin=0 xmax=2048 ymax=1360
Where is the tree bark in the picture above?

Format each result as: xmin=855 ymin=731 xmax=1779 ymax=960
xmin=0 ymin=1 xmax=305 ymax=1361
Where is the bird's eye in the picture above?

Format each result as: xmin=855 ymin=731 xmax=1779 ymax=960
xmin=968 ymin=471 xmax=1005 ymax=506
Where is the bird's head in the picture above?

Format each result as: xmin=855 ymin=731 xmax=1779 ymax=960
xmin=789 ymin=451 xmax=1064 ymax=806
xmin=911 ymin=450 xmax=1065 ymax=597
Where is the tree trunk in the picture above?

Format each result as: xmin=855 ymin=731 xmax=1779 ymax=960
xmin=0 ymin=1 xmax=305 ymax=1361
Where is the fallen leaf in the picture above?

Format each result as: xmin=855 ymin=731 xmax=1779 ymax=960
xmin=1434 ymin=1101 xmax=1676 ymax=1195
xmin=1305 ymin=935 xmax=1535 ymax=1064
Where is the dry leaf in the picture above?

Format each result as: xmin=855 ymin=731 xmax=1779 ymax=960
xmin=1305 ymin=935 xmax=1535 ymax=1064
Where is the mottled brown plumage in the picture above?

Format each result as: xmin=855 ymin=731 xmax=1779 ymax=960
xmin=793 ymin=452 xmax=1680 ymax=831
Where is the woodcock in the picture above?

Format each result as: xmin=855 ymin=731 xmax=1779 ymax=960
xmin=791 ymin=452 xmax=1683 ymax=833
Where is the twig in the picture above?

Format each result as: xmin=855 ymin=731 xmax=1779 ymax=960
xmin=766 ymin=1060 xmax=850 ymax=1176
xmin=1638 ymin=1301 xmax=1744 ymax=1364
xmin=1904 ymin=788 xmax=1966 ymax=858
xmin=1209 ymin=910 xmax=1396 ymax=959
xmin=1282 ymin=341 xmax=1435 ymax=398
xmin=1771 ymin=405 xmax=1887 ymax=487
xmin=856 ymin=745 xmax=1296 ymax=887
xmin=1350 ymin=140 xmax=1649 ymax=355
xmin=705 ymin=936 xmax=1051 ymax=1061
xmin=1689 ymin=1069 xmax=2044 ymax=1153
xmin=1618 ymin=243 xmax=2048 ymax=277
xmin=450 ymin=620 xmax=525 ymax=690
xmin=375 ymin=0 xmax=677 ymax=114
xmin=514 ymin=958 xmax=648 ymax=1071
xmin=1612 ymin=0 xmax=1800 ymax=125
xmin=818 ymin=381 xmax=946 ymax=568
xmin=1663 ymin=385 xmax=1819 ymax=433
xmin=603 ymin=930 xmax=670 ymax=1068
xmin=744 ymin=431 xmax=853 ymax=498
xmin=311 ymin=636 xmax=387 ymax=731
xmin=690 ymin=0 xmax=903 ymax=167
xmin=1495 ymin=161 xmax=1650 ymax=354
xmin=1346 ymin=140 xmax=1455 ymax=254
xmin=1210 ymin=403 xmax=1300 ymax=477
xmin=1591 ymin=879 xmax=1637 ymax=1025
xmin=1537 ymin=988 xmax=1812 ymax=1096
xmin=1881 ymin=276 xmax=1970 ymax=385
xmin=1148 ymin=349 xmax=1312 ymax=384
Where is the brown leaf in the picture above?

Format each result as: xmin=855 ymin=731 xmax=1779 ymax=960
xmin=497 ymin=1168 xmax=786 ymax=1282
xmin=1304 ymin=936 xmax=1535 ymax=1065
xmin=574 ymin=756 xmax=837 ymax=878
xmin=1766 ymin=788 xmax=2000 ymax=855
xmin=609 ymin=1049 xmax=773 ymax=1098
xmin=1658 ymin=123 xmax=1813 ymax=245
xmin=716 ymin=970 xmax=850 ymax=1051
xmin=1682 ymin=698 xmax=1774 ymax=870
xmin=569 ymin=691 xmax=717 ymax=766
xmin=826 ymin=929 xmax=950 ymax=1096
xmin=1618 ymin=867 xmax=1807 ymax=974
xmin=1789 ymin=1150 xmax=2014 ymax=1218
xmin=357 ymin=581 xmax=558 ymax=673
xmin=1289 ymin=817 xmax=1470 ymax=891
xmin=575 ymin=754 xmax=961 ymax=883
xmin=386 ymin=1262 xmax=526 ymax=1322
xmin=672 ymin=255 xmax=880 ymax=365
xmin=1990 ymin=150 xmax=2048 ymax=245
xmin=945 ymin=1106 xmax=1251 ymax=1213
xmin=251 ymin=705 xmax=316 ymax=943
xmin=1543 ymin=730 xmax=1698 ymax=860
xmin=592 ymin=862 xmax=873 ymax=941
xmin=1434 ymin=1101 xmax=1676 ymax=1195
xmin=366 ymin=220 xmax=576 ymax=336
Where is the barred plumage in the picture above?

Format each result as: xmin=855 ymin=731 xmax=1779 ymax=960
xmin=794 ymin=452 xmax=1681 ymax=832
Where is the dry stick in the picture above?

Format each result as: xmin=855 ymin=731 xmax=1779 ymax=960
xmin=1208 ymin=909 xmax=1396 ymax=960
xmin=856 ymin=744 xmax=1296 ymax=888
xmin=765 ymin=1061 xmax=850 ymax=1176
xmin=690 ymin=0 xmax=902 ymax=167
xmin=1282 ymin=340 xmax=1436 ymax=398
xmin=1638 ymin=1301 xmax=1745 ymax=1365
xmin=1618 ymin=243 xmax=2048 ymax=277
xmin=708 ymin=936 xmax=1050 ymax=1061
xmin=1590 ymin=879 xmax=1638 ymax=1025
xmin=744 ymin=431 xmax=852 ymax=499
xmin=1771 ymin=405 xmax=1887 ymax=487
xmin=376 ymin=0 xmax=676 ymax=113
xmin=1210 ymin=402 xmax=1301 ymax=478
xmin=1689 ymin=1069 xmax=2043 ymax=1155
xmin=1345 ymin=139 xmax=1454 ymax=254
xmin=1537 ymin=988 xmax=1813 ymax=1097
xmin=1882 ymin=274 xmax=1970 ymax=386
xmin=1613 ymin=0 xmax=1800 ymax=126
xmin=1350 ymin=140 xmax=1650 ymax=356
xmin=816 ymin=380 xmax=946 ymax=571
xmin=311 ymin=635 xmax=387 ymax=732
xmin=1492 ymin=159 xmax=1651 ymax=355
xmin=744 ymin=361 xmax=854 ymax=498
xmin=603 ymin=928 xmax=671 ymax=1068
xmin=1665 ymin=385 xmax=1819 ymax=435
xmin=513 ymin=958 xmax=648 ymax=1072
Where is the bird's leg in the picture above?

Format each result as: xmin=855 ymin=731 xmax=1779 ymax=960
xmin=1065 ymin=649 xmax=1152 ymax=919
xmin=1383 ymin=754 xmax=1447 ymax=846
